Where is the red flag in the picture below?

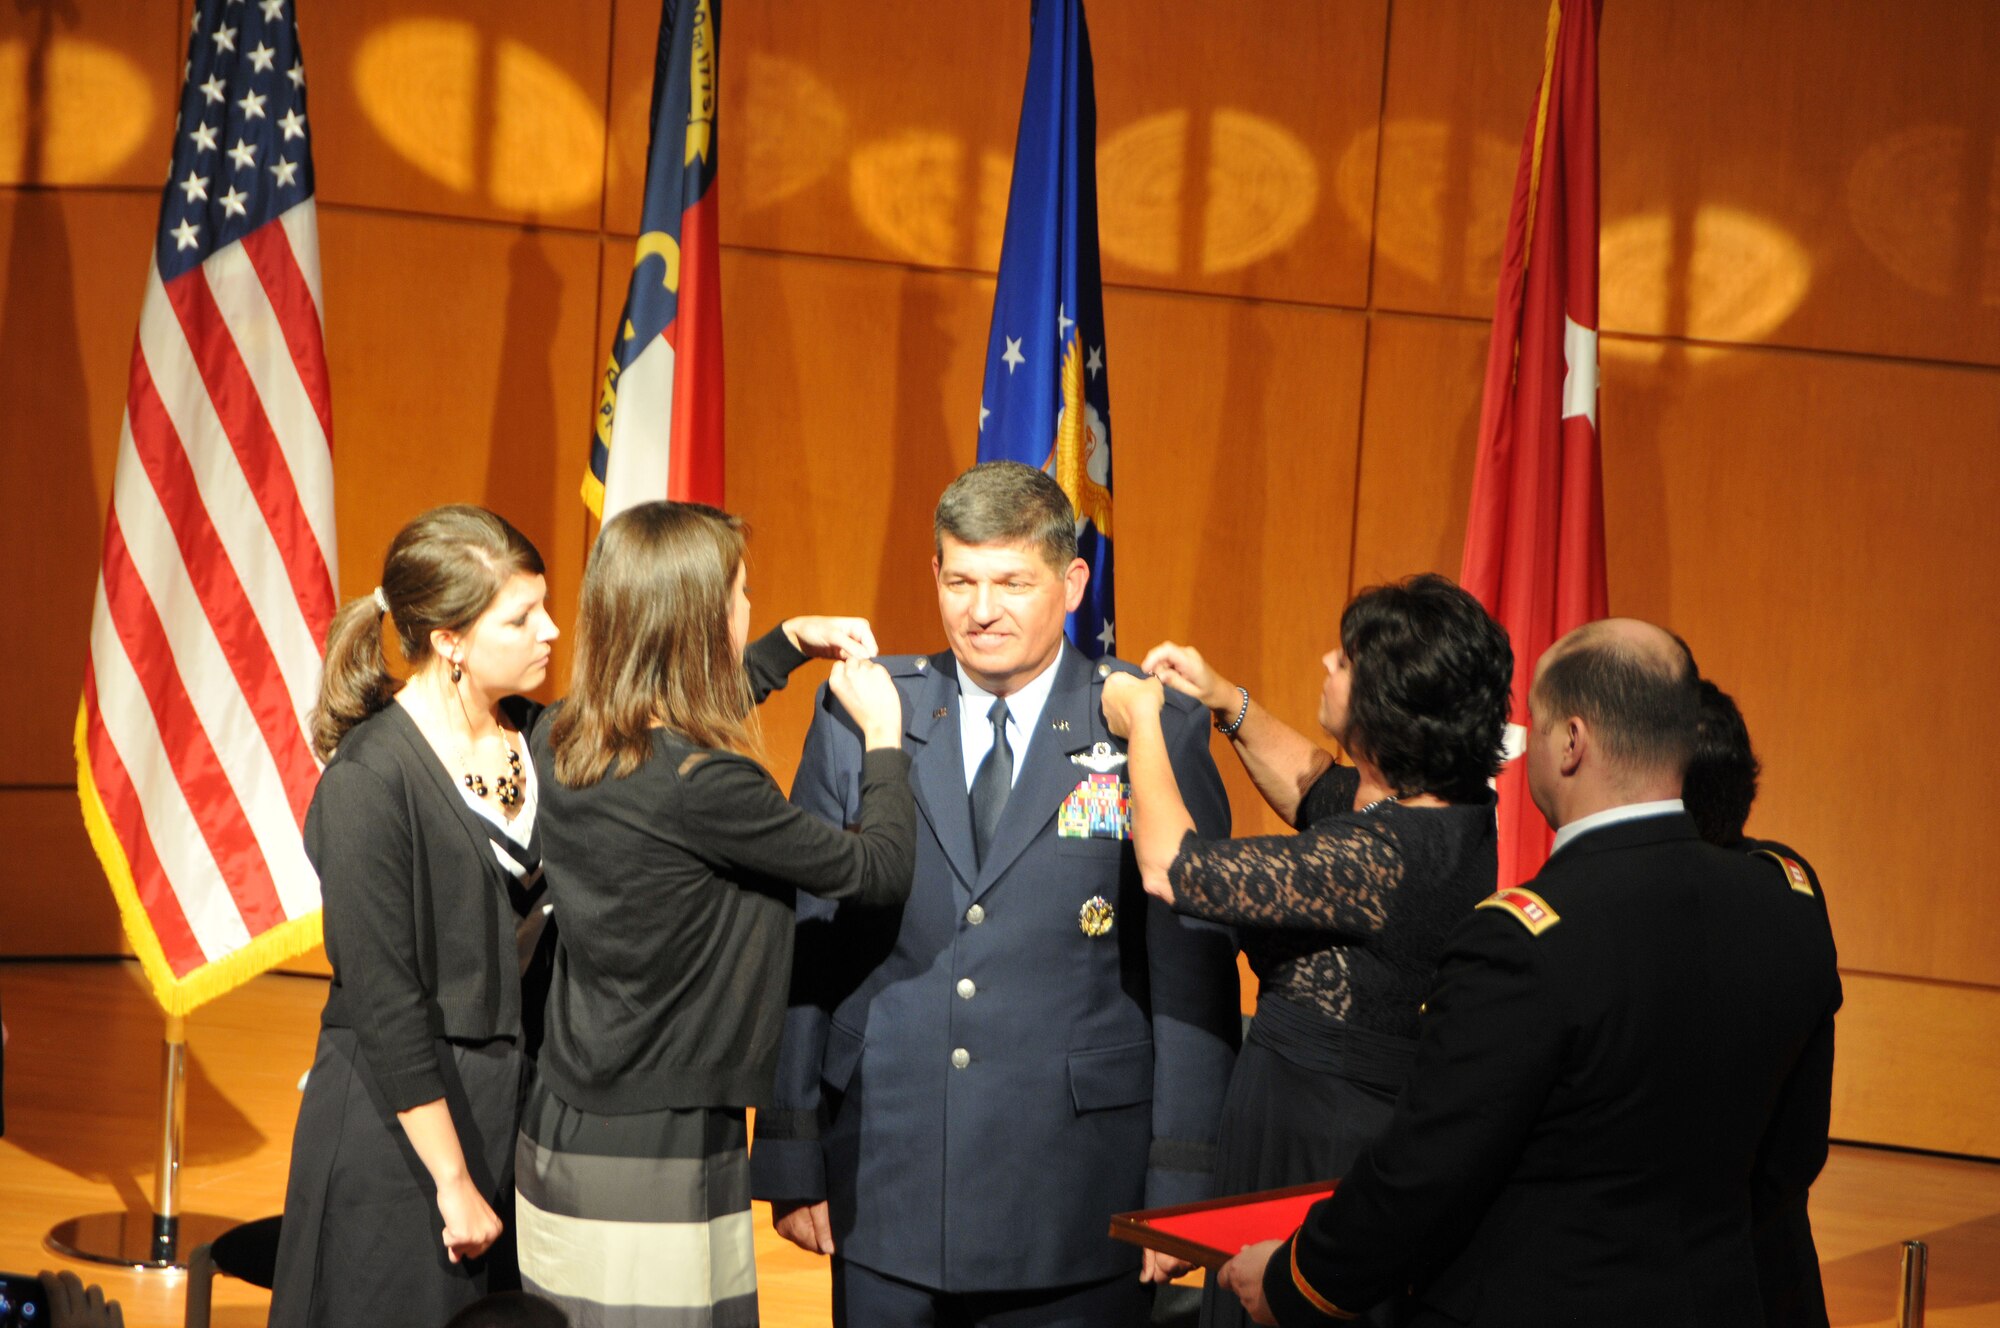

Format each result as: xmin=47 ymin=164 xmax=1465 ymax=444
xmin=1460 ymin=0 xmax=1607 ymax=888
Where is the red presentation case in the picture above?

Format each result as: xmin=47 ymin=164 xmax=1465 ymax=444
xmin=1109 ymin=1181 xmax=1338 ymax=1269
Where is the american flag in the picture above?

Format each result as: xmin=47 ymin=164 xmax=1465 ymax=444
xmin=77 ymin=0 xmax=336 ymax=1015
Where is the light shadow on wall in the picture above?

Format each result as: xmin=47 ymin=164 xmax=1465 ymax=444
xmin=1600 ymin=207 xmax=1812 ymax=364
xmin=733 ymin=50 xmax=848 ymax=214
xmin=1344 ymin=120 xmax=1516 ymax=290
xmin=1097 ymin=108 xmax=1318 ymax=277
xmin=0 ymin=4 xmax=153 ymax=184
xmin=848 ymin=131 xmax=1009 ymax=271
xmin=351 ymin=17 xmax=603 ymax=213
xmin=845 ymin=109 xmax=1318 ymax=278
xmin=1847 ymin=124 xmax=2000 ymax=309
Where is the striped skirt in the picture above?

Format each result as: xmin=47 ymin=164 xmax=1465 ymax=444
xmin=515 ymin=1078 xmax=757 ymax=1328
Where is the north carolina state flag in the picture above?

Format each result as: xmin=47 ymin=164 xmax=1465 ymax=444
xmin=1460 ymin=0 xmax=1607 ymax=887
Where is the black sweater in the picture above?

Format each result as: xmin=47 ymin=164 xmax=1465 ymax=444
xmin=312 ymin=695 xmax=542 ymax=1112
xmin=532 ymin=628 xmax=917 ymax=1114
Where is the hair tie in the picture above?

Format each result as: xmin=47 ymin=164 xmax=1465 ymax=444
xmin=372 ymin=586 xmax=389 ymax=615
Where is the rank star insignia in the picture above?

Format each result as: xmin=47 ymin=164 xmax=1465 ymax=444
xmin=1079 ymin=896 xmax=1114 ymax=938
xmin=1069 ymin=741 xmax=1126 ymax=773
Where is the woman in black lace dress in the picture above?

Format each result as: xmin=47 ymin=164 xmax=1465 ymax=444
xmin=1102 ymin=574 xmax=1511 ymax=1328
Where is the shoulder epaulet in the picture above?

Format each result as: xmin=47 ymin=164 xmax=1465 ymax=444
xmin=1090 ymin=657 xmax=1146 ymax=681
xmin=876 ymin=654 xmax=938 ymax=679
xmin=1476 ymin=887 xmax=1561 ymax=935
xmin=1750 ymin=849 xmax=1816 ymax=898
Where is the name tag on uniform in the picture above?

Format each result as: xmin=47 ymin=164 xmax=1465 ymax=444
xmin=1058 ymin=773 xmax=1131 ymax=840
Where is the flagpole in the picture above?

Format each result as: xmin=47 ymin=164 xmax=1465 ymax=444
xmin=45 ymin=1014 xmax=236 ymax=1271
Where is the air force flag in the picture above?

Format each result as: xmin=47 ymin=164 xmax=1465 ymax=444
xmin=977 ymin=0 xmax=1115 ymax=657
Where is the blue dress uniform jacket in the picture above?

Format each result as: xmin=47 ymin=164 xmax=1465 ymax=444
xmin=750 ymin=643 xmax=1240 ymax=1292
xmin=1263 ymin=814 xmax=1841 ymax=1328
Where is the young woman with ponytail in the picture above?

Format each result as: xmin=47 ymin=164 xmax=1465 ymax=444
xmin=269 ymin=505 xmax=559 ymax=1328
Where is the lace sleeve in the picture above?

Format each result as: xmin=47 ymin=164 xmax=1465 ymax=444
xmin=1167 ymin=816 xmax=1406 ymax=936
xmin=1294 ymin=762 xmax=1361 ymax=828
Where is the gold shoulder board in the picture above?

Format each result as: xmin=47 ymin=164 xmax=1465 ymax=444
xmin=1476 ymin=887 xmax=1561 ymax=935
xmin=1751 ymin=849 xmax=1816 ymax=898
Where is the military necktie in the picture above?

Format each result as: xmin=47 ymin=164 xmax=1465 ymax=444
xmin=970 ymin=698 xmax=1013 ymax=865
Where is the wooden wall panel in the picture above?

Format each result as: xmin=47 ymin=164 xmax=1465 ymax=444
xmin=1104 ymin=288 xmax=1368 ymax=837
xmin=1832 ymin=975 xmax=2000 ymax=1160
xmin=0 ymin=791 xmax=123 ymax=955
xmin=1348 ymin=312 xmax=1488 ymax=589
xmin=1602 ymin=344 xmax=2000 ymax=987
xmin=316 ymin=208 xmax=599 ymax=694
xmin=605 ymin=0 xmax=1387 ymax=306
xmin=1377 ymin=0 xmax=2000 ymax=365
xmin=304 ymin=0 xmax=612 ymax=230
xmin=0 ymin=0 xmax=183 ymax=189
xmin=0 ymin=190 xmax=158 ymax=786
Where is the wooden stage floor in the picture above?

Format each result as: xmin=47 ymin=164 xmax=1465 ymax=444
xmin=2 ymin=961 xmax=1995 ymax=1328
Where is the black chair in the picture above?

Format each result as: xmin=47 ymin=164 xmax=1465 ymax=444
xmin=183 ymin=1216 xmax=281 ymax=1328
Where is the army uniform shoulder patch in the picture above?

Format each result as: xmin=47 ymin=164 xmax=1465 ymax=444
xmin=1751 ymin=849 xmax=1816 ymax=898
xmin=1476 ymin=887 xmax=1561 ymax=935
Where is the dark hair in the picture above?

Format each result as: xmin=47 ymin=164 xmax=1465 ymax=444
xmin=310 ymin=505 xmax=544 ymax=760
xmin=1684 ymin=677 xmax=1760 ymax=846
xmin=1533 ymin=622 xmax=1700 ymax=778
xmin=442 ymin=1291 xmax=570 ymax=1328
xmin=1339 ymin=574 xmax=1512 ymax=802
xmin=550 ymin=501 xmax=758 ymax=787
xmin=934 ymin=461 xmax=1077 ymax=572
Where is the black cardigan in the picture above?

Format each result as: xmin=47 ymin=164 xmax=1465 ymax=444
xmin=532 ymin=628 xmax=917 ymax=1114
xmin=310 ymin=694 xmax=542 ymax=1112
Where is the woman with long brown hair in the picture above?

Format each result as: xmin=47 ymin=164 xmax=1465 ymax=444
xmin=514 ymin=501 xmax=916 ymax=1328
xmin=269 ymin=505 xmax=559 ymax=1327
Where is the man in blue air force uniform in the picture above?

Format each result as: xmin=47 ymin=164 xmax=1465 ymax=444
xmin=751 ymin=462 xmax=1239 ymax=1327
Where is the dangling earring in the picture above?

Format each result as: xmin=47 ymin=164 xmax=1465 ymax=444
xmin=451 ymin=660 xmax=463 ymax=684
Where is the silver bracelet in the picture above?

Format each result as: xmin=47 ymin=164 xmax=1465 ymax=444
xmin=1215 ymin=686 xmax=1250 ymax=735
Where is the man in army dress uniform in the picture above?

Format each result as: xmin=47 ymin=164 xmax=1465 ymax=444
xmin=752 ymin=462 xmax=1240 ymax=1327
xmin=1220 ymin=619 xmax=1841 ymax=1328
xmin=1683 ymin=675 xmax=1835 ymax=1328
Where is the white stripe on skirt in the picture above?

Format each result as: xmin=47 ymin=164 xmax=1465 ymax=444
xmin=515 ymin=1186 xmax=758 ymax=1308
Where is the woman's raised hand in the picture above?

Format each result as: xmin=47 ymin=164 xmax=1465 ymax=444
xmin=829 ymin=658 xmax=903 ymax=749
xmin=783 ymin=616 xmax=879 ymax=661
xmin=1100 ymin=672 xmax=1165 ymax=739
xmin=1140 ymin=641 xmax=1233 ymax=711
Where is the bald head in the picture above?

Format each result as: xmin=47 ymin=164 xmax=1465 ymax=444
xmin=1532 ymin=618 xmax=1699 ymax=782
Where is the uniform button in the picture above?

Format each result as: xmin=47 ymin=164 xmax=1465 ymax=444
xmin=966 ymin=904 xmax=986 ymax=926
xmin=951 ymin=1048 xmax=970 ymax=1069
xmin=956 ymin=978 xmax=976 ymax=999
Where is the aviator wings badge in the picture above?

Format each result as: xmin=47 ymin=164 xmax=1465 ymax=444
xmin=1069 ymin=741 xmax=1127 ymax=774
